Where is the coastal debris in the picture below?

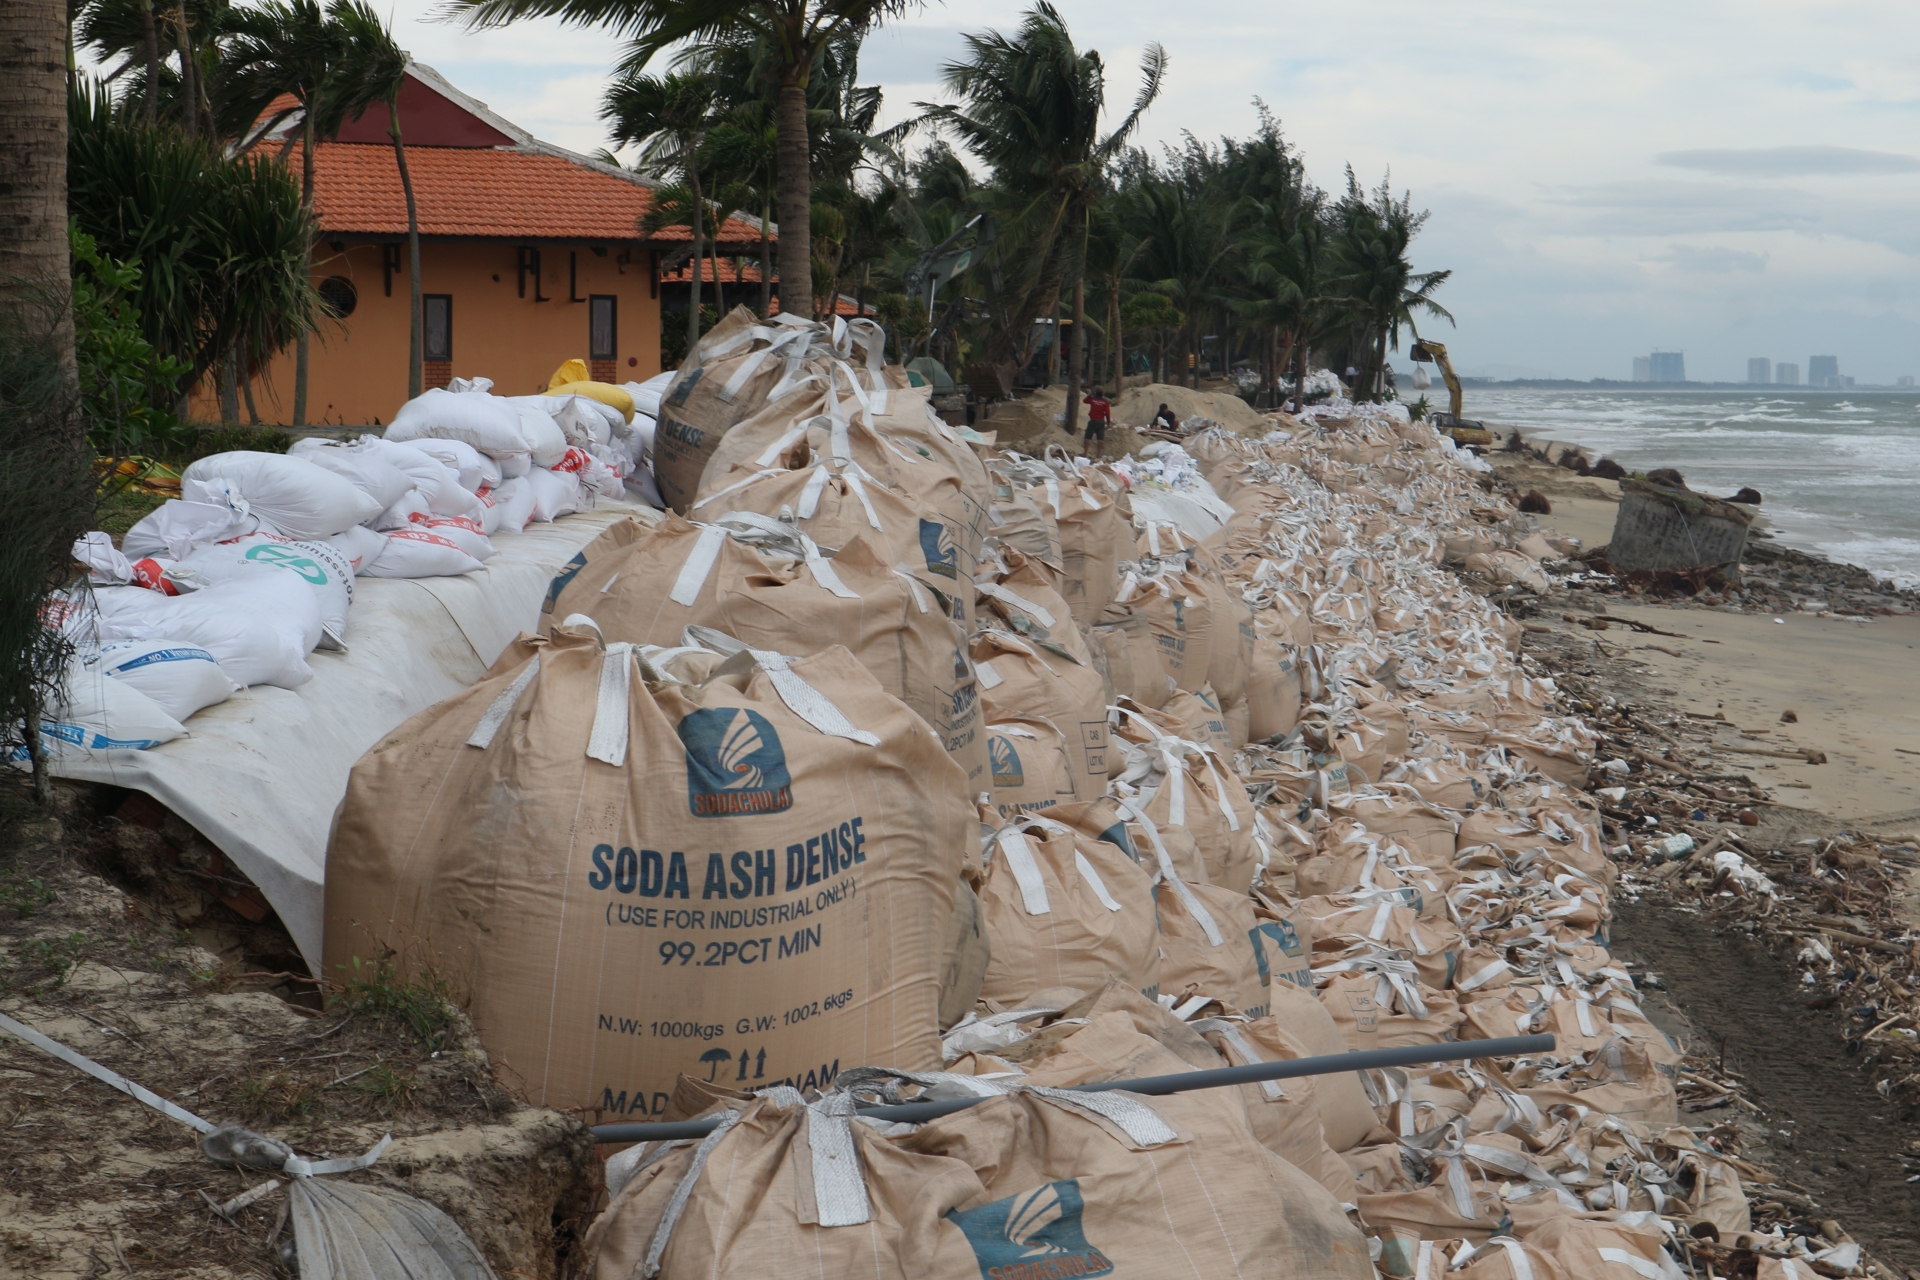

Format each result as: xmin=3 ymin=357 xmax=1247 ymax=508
xmin=1607 ymin=479 xmax=1754 ymax=573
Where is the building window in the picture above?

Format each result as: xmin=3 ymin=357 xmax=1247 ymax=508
xmin=318 ymin=275 xmax=358 ymax=318
xmin=589 ymin=295 xmax=617 ymax=361
xmin=423 ymin=295 xmax=452 ymax=360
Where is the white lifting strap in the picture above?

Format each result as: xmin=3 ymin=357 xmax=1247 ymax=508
xmin=586 ymin=643 xmax=636 ymax=765
xmin=466 ymin=655 xmax=540 ymax=749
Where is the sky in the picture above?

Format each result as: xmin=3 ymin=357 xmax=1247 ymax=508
xmin=132 ymin=0 xmax=1920 ymax=382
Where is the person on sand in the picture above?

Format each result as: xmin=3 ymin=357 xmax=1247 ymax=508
xmin=1151 ymin=403 xmax=1179 ymax=433
xmin=1081 ymin=388 xmax=1112 ymax=460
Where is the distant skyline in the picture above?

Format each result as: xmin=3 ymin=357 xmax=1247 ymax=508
xmin=88 ymin=0 xmax=1920 ymax=383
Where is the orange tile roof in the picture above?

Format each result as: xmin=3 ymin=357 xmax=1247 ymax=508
xmin=307 ymin=141 xmax=766 ymax=244
xmin=660 ymin=256 xmax=768 ymax=284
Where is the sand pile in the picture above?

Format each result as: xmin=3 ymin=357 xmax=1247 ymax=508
xmin=981 ymin=381 xmax=1265 ymax=450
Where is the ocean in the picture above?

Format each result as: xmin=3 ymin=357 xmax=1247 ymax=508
xmin=1464 ymin=388 xmax=1920 ymax=590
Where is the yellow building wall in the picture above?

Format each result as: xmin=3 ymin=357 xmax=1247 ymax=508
xmin=237 ymin=239 xmax=664 ymax=427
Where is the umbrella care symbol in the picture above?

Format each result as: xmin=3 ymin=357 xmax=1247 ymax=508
xmin=699 ymin=1048 xmax=731 ymax=1081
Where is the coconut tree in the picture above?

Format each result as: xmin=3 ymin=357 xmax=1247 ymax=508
xmin=449 ymin=0 xmax=921 ymax=322
xmin=918 ymin=2 xmax=1166 ymax=424
xmin=1327 ymin=171 xmax=1452 ymax=402
xmin=0 ymin=0 xmax=76 ymax=376
xmin=604 ymin=70 xmax=719 ymax=347
xmin=219 ymin=0 xmax=349 ymax=425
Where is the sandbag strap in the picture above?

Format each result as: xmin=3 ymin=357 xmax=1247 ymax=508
xmin=684 ymin=630 xmax=883 ymax=748
xmin=806 ymin=1093 xmax=871 ymax=1227
xmin=1024 ymin=1085 xmax=1178 ymax=1148
xmin=466 ymin=656 xmax=540 ymax=749
xmin=752 ymin=419 xmax=820 ymax=467
xmin=1113 ymin=800 xmax=1222 ymax=946
xmin=977 ymin=582 xmax=1055 ymax=629
xmin=997 ymin=829 xmax=1052 ymax=915
xmin=891 ymin=567 xmax=931 ymax=613
xmin=1598 ymin=1248 xmax=1683 ymax=1280
xmin=1189 ymin=1018 xmax=1284 ymax=1100
xmin=644 ymin=1108 xmax=743 ymax=1276
xmin=689 ymin=468 xmax=781 ymax=510
xmin=1074 ymin=852 xmax=1123 ymax=912
xmin=586 ymin=643 xmax=636 ymax=766
xmin=669 ymin=526 xmax=730 ymax=605
xmin=0 ymin=1010 xmax=217 ymax=1135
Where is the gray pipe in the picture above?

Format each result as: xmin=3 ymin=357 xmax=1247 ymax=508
xmin=591 ymin=1033 xmax=1556 ymax=1143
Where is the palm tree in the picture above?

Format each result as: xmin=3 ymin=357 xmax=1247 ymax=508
xmin=604 ymin=71 xmax=718 ymax=347
xmin=1328 ymin=171 xmax=1452 ymax=402
xmin=219 ymin=0 xmax=349 ymax=425
xmin=918 ymin=2 xmax=1165 ymax=424
xmin=329 ymin=1 xmax=422 ymax=399
xmin=0 ymin=0 xmax=76 ymax=380
xmin=1240 ymin=192 xmax=1337 ymax=410
xmin=449 ymin=0 xmax=921 ymax=325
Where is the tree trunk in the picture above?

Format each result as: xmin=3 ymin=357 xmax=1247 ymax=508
xmin=171 ymin=2 xmax=194 ymax=140
xmin=388 ymin=100 xmax=422 ymax=401
xmin=1065 ymin=273 xmax=1085 ymax=436
xmin=138 ymin=0 xmax=159 ymax=123
xmin=241 ymin=350 xmax=261 ymax=424
xmin=1109 ymin=281 xmax=1122 ymax=389
xmin=0 ymin=0 xmax=76 ymax=383
xmin=218 ymin=350 xmax=239 ymax=423
xmin=1374 ymin=325 xmax=1390 ymax=402
xmin=758 ymin=196 xmax=771 ymax=317
xmin=293 ymin=110 xmax=316 ymax=426
xmin=773 ymin=77 xmax=811 ymax=319
xmin=687 ymin=165 xmax=703 ymax=348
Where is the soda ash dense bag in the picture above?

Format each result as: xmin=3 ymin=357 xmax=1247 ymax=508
xmin=324 ymin=628 xmax=972 ymax=1115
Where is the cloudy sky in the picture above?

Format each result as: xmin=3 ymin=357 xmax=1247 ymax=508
xmin=268 ymin=1 xmax=1920 ymax=381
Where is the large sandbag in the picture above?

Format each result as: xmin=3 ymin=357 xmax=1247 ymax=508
xmin=1049 ymin=473 xmax=1126 ymax=626
xmin=901 ymin=1057 xmax=1374 ymax=1280
xmin=1116 ymin=565 xmax=1213 ymax=692
xmin=1263 ymin=978 xmax=1384 ymax=1152
xmin=1091 ymin=609 xmax=1171 ymax=709
xmin=1245 ymin=636 xmax=1303 ymax=740
xmin=324 ymin=629 xmax=972 ymax=1114
xmin=386 ymin=387 xmax=534 ymax=460
xmin=977 ymin=818 xmax=1160 ymax=1005
xmin=653 ymin=307 xmax=820 ymax=511
xmin=1153 ymin=875 xmax=1266 ymax=1016
xmin=985 ymin=717 xmax=1083 ymax=819
xmin=690 ymin=461 xmax=970 ymax=624
xmin=181 ymin=452 xmax=382 ymax=540
xmin=970 ymin=629 xmax=1109 ymax=801
xmin=543 ymin=516 xmax=986 ymax=794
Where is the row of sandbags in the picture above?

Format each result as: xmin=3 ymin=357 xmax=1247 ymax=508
xmin=31 ymin=364 xmax=674 ymax=759
xmin=317 ymin=314 xmax=1748 ymax=1279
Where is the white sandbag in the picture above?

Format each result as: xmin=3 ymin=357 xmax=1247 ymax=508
xmin=182 ymin=452 xmax=382 ymax=540
xmin=389 ymin=435 xmax=501 ymax=493
xmin=122 ymin=495 xmax=263 ymax=560
xmin=96 ymin=639 xmax=235 ymax=722
xmin=625 ymin=464 xmax=664 ymax=510
xmin=28 ymin=661 xmax=187 ymax=757
xmin=509 ymin=403 xmax=569 ymax=468
xmin=386 ymin=388 xmax=532 ymax=459
xmin=286 ymin=438 xmax=416 ymax=510
xmin=404 ymin=515 xmax=494 ymax=562
xmin=523 ymin=467 xmax=581 ymax=523
xmin=470 ymin=489 xmax=503 ymax=535
xmin=92 ymin=582 xmax=317 ymax=689
xmin=328 ymin=524 xmax=388 ymax=573
xmin=496 ymin=451 xmax=531 ymax=480
xmin=170 ymin=533 xmax=354 ymax=643
xmin=362 ymin=528 xmax=486 ymax=578
xmin=544 ymin=394 xmax=615 ymax=446
xmin=487 ymin=476 xmax=536 ymax=532
xmin=359 ymin=436 xmax=466 ymax=510
xmin=621 ymin=372 xmax=675 ymax=420
xmin=375 ymin=489 xmax=433 ymax=531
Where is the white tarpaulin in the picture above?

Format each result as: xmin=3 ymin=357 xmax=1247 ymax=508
xmin=53 ymin=499 xmax=657 ymax=974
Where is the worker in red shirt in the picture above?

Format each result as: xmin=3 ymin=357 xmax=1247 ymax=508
xmin=1081 ymin=388 xmax=1112 ymax=460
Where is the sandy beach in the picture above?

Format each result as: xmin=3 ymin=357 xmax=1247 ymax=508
xmin=1482 ymin=438 xmax=1920 ymax=826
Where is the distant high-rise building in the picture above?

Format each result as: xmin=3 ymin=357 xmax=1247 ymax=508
xmin=1632 ymin=356 xmax=1651 ymax=382
xmin=1649 ymin=351 xmax=1686 ymax=383
xmin=1776 ymin=362 xmax=1799 ymax=386
xmin=1898 ymin=376 xmax=1915 ymax=388
xmin=1808 ymin=355 xmax=1840 ymax=388
xmin=1747 ymin=358 xmax=1771 ymax=384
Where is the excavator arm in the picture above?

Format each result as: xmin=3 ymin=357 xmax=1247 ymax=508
xmin=1409 ymin=339 xmax=1493 ymax=449
xmin=1409 ymin=340 xmax=1463 ymax=418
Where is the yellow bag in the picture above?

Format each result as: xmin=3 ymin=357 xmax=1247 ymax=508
xmin=545 ymin=359 xmax=636 ymax=422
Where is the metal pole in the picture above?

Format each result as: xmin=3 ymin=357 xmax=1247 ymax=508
xmin=590 ymin=1034 xmax=1555 ymax=1143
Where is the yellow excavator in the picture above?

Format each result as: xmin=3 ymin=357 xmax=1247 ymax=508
xmin=1409 ymin=340 xmax=1495 ymax=450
